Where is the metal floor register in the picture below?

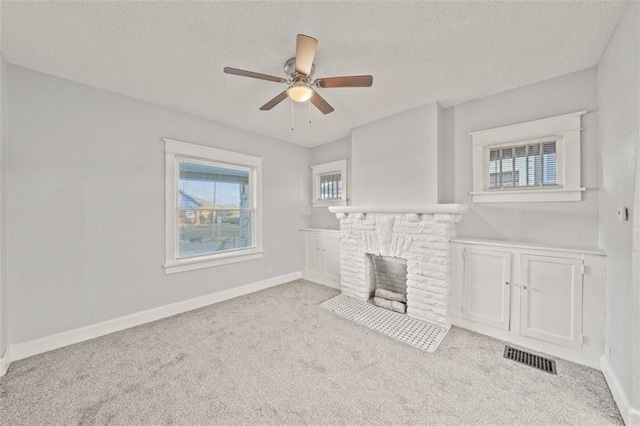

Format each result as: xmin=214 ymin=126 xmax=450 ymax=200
xmin=321 ymin=294 xmax=448 ymax=353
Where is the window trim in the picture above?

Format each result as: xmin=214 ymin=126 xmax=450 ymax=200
xmin=164 ymin=138 xmax=263 ymax=274
xmin=311 ymin=159 xmax=348 ymax=207
xmin=470 ymin=111 xmax=586 ymax=203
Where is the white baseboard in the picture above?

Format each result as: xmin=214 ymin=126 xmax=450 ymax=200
xmin=1 ymin=271 xmax=301 ymax=376
xmin=0 ymin=352 xmax=9 ymax=376
xmin=450 ymin=314 xmax=601 ymax=369
xmin=601 ymin=355 xmax=640 ymax=425
xmin=301 ymin=272 xmax=341 ymax=290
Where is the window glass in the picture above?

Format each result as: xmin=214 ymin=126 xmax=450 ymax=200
xmin=178 ymin=160 xmax=252 ymax=258
xmin=319 ymin=173 xmax=342 ymax=200
xmin=488 ymin=141 xmax=558 ymax=190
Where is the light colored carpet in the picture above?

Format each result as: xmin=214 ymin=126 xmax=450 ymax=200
xmin=0 ymin=279 xmax=622 ymax=425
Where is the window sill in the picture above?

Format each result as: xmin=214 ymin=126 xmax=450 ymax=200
xmin=471 ymin=188 xmax=586 ymax=203
xmin=311 ymin=199 xmax=348 ymax=208
xmin=164 ymin=248 xmax=264 ymax=274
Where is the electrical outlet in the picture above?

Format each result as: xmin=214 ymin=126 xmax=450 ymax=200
xmin=616 ymin=207 xmax=629 ymax=221
xmin=267 ymin=266 xmax=273 ymax=274
xmin=605 ymin=344 xmax=612 ymax=360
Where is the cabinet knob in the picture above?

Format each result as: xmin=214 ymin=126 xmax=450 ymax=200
xmin=523 ymin=286 xmax=527 ymax=290
xmin=505 ymin=281 xmax=510 ymax=286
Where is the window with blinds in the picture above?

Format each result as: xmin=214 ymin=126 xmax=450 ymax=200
xmin=488 ymin=140 xmax=558 ymax=190
xmin=311 ymin=159 xmax=348 ymax=207
xmin=177 ymin=160 xmax=252 ymax=258
xmin=319 ymin=172 xmax=342 ymax=200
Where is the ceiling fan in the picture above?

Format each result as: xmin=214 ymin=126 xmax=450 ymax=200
xmin=223 ymin=34 xmax=373 ymax=115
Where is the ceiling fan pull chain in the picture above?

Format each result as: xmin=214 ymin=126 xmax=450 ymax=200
xmin=291 ymin=99 xmax=294 ymax=131
xmin=308 ymin=100 xmax=311 ymax=124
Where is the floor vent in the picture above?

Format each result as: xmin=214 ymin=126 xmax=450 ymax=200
xmin=504 ymin=346 xmax=557 ymax=374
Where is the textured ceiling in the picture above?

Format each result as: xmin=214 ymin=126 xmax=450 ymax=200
xmin=1 ymin=1 xmax=627 ymax=147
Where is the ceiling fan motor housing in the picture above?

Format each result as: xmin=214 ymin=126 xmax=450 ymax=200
xmin=284 ymin=57 xmax=314 ymax=82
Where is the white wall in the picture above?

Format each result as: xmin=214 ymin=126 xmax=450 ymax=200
xmin=450 ymin=68 xmax=599 ymax=247
xmin=6 ymin=66 xmax=311 ymax=345
xmin=0 ymin=52 xmax=7 ymax=358
xmin=351 ymin=103 xmax=441 ymax=205
xmin=597 ymin=0 xmax=639 ymax=411
xmin=310 ymin=136 xmax=351 ymax=230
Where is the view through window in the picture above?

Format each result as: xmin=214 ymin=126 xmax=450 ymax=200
xmin=489 ymin=141 xmax=557 ymax=189
xmin=178 ymin=160 xmax=252 ymax=258
xmin=319 ymin=172 xmax=342 ymax=200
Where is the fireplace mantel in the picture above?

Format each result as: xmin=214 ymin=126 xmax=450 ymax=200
xmin=328 ymin=204 xmax=469 ymax=215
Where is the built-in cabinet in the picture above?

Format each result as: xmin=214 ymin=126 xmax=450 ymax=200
xmin=300 ymin=229 xmax=341 ymax=289
xmin=462 ymin=248 xmax=511 ymax=331
xmin=450 ymin=239 xmax=606 ymax=368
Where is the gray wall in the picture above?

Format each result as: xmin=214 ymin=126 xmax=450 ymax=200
xmin=437 ymin=103 xmax=454 ymax=203
xmin=0 ymin=52 xmax=7 ymax=357
xmin=449 ymin=67 xmax=600 ymax=247
xmin=309 ymin=136 xmax=351 ymax=230
xmin=597 ymin=1 xmax=638 ymax=404
xmin=351 ymin=103 xmax=440 ymax=205
xmin=6 ymin=66 xmax=311 ymax=345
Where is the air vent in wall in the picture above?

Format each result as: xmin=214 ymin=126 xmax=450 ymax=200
xmin=504 ymin=346 xmax=557 ymax=374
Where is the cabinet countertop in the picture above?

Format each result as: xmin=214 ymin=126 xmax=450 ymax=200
xmin=450 ymin=238 xmax=606 ymax=256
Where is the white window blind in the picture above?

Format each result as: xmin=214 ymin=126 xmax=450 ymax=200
xmin=319 ymin=172 xmax=342 ymax=200
xmin=488 ymin=141 xmax=558 ymax=190
xmin=178 ymin=160 xmax=253 ymax=258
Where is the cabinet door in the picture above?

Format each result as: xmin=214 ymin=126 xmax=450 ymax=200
xmin=321 ymin=233 xmax=341 ymax=283
xmin=462 ymin=248 xmax=511 ymax=330
xmin=520 ymin=254 xmax=583 ymax=349
xmin=302 ymin=233 xmax=320 ymax=276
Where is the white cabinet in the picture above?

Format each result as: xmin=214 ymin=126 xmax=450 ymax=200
xmin=520 ymin=254 xmax=583 ymax=349
xmin=303 ymin=232 xmax=321 ymax=276
xmin=462 ymin=248 xmax=511 ymax=330
xmin=450 ymin=239 xmax=606 ymax=369
xmin=300 ymin=229 xmax=341 ymax=289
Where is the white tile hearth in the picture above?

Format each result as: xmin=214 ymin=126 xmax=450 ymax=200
xmin=321 ymin=294 xmax=448 ymax=353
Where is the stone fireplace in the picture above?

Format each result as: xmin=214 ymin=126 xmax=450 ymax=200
xmin=329 ymin=205 xmax=468 ymax=327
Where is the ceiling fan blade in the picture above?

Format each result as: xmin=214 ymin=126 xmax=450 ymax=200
xmin=310 ymin=90 xmax=334 ymax=115
xmin=295 ymin=34 xmax=318 ymax=76
xmin=224 ymin=67 xmax=286 ymax=84
xmin=314 ymin=75 xmax=373 ymax=88
xmin=259 ymin=91 xmax=289 ymax=111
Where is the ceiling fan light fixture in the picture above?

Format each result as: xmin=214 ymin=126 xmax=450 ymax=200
xmin=287 ymin=82 xmax=313 ymax=103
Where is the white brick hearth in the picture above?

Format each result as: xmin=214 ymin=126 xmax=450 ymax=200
xmin=329 ymin=205 xmax=468 ymax=327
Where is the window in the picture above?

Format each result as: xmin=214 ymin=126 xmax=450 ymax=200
xmin=470 ymin=111 xmax=586 ymax=203
xmin=488 ymin=140 xmax=558 ymax=189
xmin=311 ymin=159 xmax=348 ymax=207
xmin=164 ymin=139 xmax=263 ymax=274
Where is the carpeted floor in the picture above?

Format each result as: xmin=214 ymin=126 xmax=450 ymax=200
xmin=0 ymin=279 xmax=623 ymax=425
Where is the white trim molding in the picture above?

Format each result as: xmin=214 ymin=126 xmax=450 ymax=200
xmin=602 ymin=355 xmax=640 ymax=425
xmin=0 ymin=272 xmax=301 ymax=376
xmin=301 ymin=273 xmax=341 ymax=290
xmin=0 ymin=352 xmax=9 ymax=376
xmin=470 ymin=111 xmax=587 ymax=203
xmin=163 ymin=138 xmax=264 ymax=274
xmin=329 ymin=204 xmax=469 ymax=215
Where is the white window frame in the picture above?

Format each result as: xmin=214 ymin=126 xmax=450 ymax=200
xmin=470 ymin=111 xmax=586 ymax=203
xmin=164 ymin=138 xmax=263 ymax=274
xmin=311 ymin=159 xmax=348 ymax=207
